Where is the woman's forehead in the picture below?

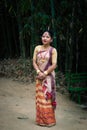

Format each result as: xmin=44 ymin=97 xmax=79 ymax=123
xmin=42 ymin=32 xmax=50 ymax=36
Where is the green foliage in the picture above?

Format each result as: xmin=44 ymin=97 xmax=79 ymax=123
xmin=1 ymin=0 xmax=87 ymax=73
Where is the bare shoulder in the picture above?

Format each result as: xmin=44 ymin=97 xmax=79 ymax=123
xmin=52 ymin=47 xmax=57 ymax=53
xmin=35 ymin=45 xmax=42 ymax=50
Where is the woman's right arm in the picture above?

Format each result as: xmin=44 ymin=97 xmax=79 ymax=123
xmin=33 ymin=46 xmax=47 ymax=79
xmin=33 ymin=46 xmax=40 ymax=73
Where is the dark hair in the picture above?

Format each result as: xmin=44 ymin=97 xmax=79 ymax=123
xmin=41 ymin=30 xmax=54 ymax=39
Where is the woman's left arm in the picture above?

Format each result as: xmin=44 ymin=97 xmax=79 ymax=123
xmin=44 ymin=48 xmax=57 ymax=75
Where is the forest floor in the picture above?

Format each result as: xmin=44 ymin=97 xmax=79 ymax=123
xmin=0 ymin=77 xmax=87 ymax=130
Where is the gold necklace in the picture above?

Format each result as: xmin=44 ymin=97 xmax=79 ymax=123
xmin=40 ymin=50 xmax=48 ymax=63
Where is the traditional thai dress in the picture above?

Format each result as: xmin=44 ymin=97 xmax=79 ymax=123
xmin=33 ymin=45 xmax=57 ymax=126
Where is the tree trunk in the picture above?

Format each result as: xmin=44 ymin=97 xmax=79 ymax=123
xmin=50 ymin=0 xmax=57 ymax=49
xmin=30 ymin=0 xmax=35 ymax=58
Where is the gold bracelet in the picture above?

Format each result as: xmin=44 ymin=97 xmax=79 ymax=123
xmin=44 ymin=71 xmax=48 ymax=75
xmin=36 ymin=69 xmax=40 ymax=74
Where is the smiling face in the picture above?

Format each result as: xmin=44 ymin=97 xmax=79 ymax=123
xmin=41 ymin=31 xmax=53 ymax=45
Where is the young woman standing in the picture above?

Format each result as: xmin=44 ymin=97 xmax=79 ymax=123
xmin=33 ymin=30 xmax=57 ymax=127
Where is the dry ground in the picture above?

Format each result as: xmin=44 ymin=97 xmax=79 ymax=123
xmin=0 ymin=78 xmax=87 ymax=130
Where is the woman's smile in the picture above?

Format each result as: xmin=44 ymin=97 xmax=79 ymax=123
xmin=41 ymin=32 xmax=52 ymax=45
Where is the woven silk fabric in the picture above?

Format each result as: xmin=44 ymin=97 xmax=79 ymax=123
xmin=35 ymin=47 xmax=56 ymax=126
xmin=36 ymin=81 xmax=56 ymax=126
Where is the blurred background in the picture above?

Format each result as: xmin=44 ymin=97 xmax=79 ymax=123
xmin=0 ymin=0 xmax=87 ymax=73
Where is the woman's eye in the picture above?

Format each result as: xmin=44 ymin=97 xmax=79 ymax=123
xmin=42 ymin=36 xmax=49 ymax=38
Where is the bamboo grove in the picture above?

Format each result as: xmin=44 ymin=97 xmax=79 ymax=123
xmin=0 ymin=0 xmax=87 ymax=73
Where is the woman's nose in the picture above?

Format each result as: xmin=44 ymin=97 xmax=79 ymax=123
xmin=44 ymin=37 xmax=47 ymax=39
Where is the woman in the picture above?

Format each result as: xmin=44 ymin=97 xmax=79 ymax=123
xmin=33 ymin=30 xmax=57 ymax=127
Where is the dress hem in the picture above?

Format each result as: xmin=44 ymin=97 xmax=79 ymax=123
xmin=36 ymin=122 xmax=56 ymax=127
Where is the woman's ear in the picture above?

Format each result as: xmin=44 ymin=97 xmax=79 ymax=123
xmin=51 ymin=39 xmax=53 ymax=42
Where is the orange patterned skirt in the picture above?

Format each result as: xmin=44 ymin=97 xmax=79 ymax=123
xmin=35 ymin=79 xmax=56 ymax=126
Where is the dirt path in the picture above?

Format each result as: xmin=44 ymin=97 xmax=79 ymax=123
xmin=0 ymin=78 xmax=87 ymax=130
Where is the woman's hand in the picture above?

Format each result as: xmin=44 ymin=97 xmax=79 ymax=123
xmin=37 ymin=72 xmax=46 ymax=80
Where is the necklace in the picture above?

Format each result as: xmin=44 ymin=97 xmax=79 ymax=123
xmin=40 ymin=50 xmax=48 ymax=63
xmin=42 ymin=45 xmax=50 ymax=49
